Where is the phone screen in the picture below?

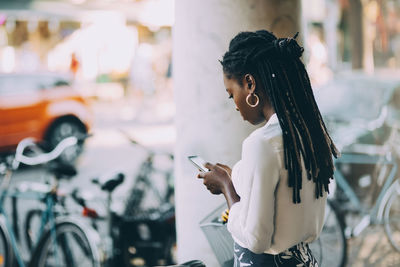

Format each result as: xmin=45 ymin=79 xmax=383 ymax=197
xmin=188 ymin=156 xmax=209 ymax=172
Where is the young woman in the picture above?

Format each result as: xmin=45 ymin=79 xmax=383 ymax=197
xmin=197 ymin=30 xmax=339 ymax=266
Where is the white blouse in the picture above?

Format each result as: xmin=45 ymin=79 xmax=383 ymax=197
xmin=227 ymin=113 xmax=327 ymax=254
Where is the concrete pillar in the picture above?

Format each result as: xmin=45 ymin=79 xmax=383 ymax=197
xmin=325 ymin=0 xmax=340 ymax=71
xmin=173 ymin=1 xmax=301 ymax=265
xmin=349 ymin=0 xmax=364 ymax=69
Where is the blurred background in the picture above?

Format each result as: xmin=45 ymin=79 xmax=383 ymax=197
xmin=1 ymin=0 xmax=400 ymax=266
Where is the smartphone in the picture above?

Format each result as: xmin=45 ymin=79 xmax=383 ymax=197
xmin=188 ymin=155 xmax=209 ymax=172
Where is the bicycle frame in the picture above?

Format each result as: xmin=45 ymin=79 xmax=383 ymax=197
xmin=0 ymin=136 xmax=87 ymax=266
xmin=0 ymin=168 xmax=62 ymax=267
xmin=0 ymin=170 xmax=27 ymax=267
xmin=124 ymin=153 xmax=174 ymax=215
xmin=333 ymin=152 xmax=398 ymax=236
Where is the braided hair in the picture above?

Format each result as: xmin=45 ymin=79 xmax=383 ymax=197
xmin=221 ymin=30 xmax=339 ymax=204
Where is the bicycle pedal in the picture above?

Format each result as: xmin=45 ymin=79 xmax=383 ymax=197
xmin=339 ymin=203 xmax=361 ymax=214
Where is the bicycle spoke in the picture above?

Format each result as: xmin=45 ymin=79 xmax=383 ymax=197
xmin=310 ymin=202 xmax=346 ymax=267
xmin=384 ymin=189 xmax=400 ymax=252
xmin=36 ymin=222 xmax=97 ymax=267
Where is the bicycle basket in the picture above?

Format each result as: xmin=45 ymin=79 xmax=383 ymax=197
xmin=199 ymin=203 xmax=234 ymax=267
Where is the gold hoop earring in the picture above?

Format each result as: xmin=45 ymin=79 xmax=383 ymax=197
xmin=246 ymin=93 xmax=259 ymax=107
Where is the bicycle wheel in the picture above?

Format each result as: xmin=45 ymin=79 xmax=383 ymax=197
xmin=165 ymin=235 xmax=177 ymax=265
xmin=384 ymin=182 xmax=400 ymax=251
xmin=0 ymin=217 xmax=14 ymax=267
xmin=29 ymin=219 xmax=101 ymax=267
xmin=25 ymin=209 xmax=44 ymax=253
xmin=309 ymin=200 xmax=347 ymax=267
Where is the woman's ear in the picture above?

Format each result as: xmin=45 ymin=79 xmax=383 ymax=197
xmin=243 ymin=74 xmax=256 ymax=93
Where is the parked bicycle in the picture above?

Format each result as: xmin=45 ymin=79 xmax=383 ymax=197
xmin=15 ymin=162 xmax=77 ymax=254
xmin=20 ymin=145 xmax=95 ymax=255
xmin=0 ymin=137 xmax=101 ymax=267
xmin=70 ymin=134 xmax=176 ymax=266
xmin=122 ymin=132 xmax=175 ymax=211
xmin=310 ymin=109 xmax=400 ymax=267
xmin=308 ymin=199 xmax=347 ymax=267
xmin=333 ymin=131 xmax=400 ymax=236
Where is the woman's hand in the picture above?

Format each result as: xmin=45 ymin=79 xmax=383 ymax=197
xmin=198 ymin=162 xmax=240 ymax=208
xmin=197 ymin=163 xmax=231 ymax=195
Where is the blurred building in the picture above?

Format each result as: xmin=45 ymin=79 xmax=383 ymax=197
xmin=303 ymin=0 xmax=400 ymax=82
xmin=0 ymin=0 xmax=174 ymax=99
xmin=2 ymin=0 xmax=400 ymax=96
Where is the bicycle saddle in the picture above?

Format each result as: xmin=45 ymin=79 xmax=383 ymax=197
xmin=93 ymin=172 xmax=125 ymax=192
xmin=48 ymin=162 xmax=77 ymax=179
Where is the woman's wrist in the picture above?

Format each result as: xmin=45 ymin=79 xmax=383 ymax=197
xmin=221 ymin=179 xmax=233 ymax=195
xmin=222 ymin=180 xmax=240 ymax=209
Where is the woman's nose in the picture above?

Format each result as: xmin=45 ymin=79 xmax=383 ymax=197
xmin=236 ymin=107 xmax=239 ymax=111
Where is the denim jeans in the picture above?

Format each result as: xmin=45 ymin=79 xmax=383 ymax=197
xmin=233 ymin=242 xmax=318 ymax=267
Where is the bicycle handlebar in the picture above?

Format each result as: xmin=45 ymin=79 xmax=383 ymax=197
xmin=119 ymin=129 xmax=174 ymax=159
xmin=13 ymin=136 xmax=78 ymax=169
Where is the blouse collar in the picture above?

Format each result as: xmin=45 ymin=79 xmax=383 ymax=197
xmin=264 ymin=113 xmax=279 ymax=129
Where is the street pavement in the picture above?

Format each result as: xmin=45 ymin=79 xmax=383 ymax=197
xmin=6 ymin=95 xmax=400 ymax=266
xmin=348 ymin=226 xmax=400 ymax=267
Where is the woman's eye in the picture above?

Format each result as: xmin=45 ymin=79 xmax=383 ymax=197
xmin=229 ymin=95 xmax=233 ymax=99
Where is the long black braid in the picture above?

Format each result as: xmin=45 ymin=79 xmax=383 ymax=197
xmin=221 ymin=30 xmax=339 ymax=203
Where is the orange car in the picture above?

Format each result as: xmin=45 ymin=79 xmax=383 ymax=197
xmin=0 ymin=72 xmax=92 ymax=163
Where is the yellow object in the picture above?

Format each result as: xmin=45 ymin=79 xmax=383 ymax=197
xmin=221 ymin=208 xmax=229 ymax=223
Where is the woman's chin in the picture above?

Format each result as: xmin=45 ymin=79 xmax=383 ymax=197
xmin=248 ymin=118 xmax=265 ymax=125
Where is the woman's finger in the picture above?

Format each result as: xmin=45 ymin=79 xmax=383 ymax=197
xmin=204 ymin=162 xmax=215 ymax=170
xmin=216 ymin=163 xmax=231 ymax=170
xmin=216 ymin=163 xmax=232 ymax=176
xmin=215 ymin=163 xmax=226 ymax=171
